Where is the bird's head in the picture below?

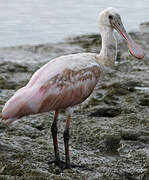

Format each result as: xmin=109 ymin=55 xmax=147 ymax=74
xmin=98 ymin=7 xmax=144 ymax=59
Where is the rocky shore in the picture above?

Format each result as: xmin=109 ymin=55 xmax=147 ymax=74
xmin=0 ymin=22 xmax=149 ymax=180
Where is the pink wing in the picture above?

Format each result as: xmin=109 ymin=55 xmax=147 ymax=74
xmin=38 ymin=66 xmax=101 ymax=113
xmin=2 ymin=53 xmax=101 ymax=120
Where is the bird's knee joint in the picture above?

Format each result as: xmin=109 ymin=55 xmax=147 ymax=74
xmin=51 ymin=124 xmax=58 ymax=135
xmin=63 ymin=129 xmax=69 ymax=140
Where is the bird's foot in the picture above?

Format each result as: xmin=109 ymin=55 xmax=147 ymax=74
xmin=63 ymin=163 xmax=93 ymax=171
xmin=49 ymin=159 xmax=66 ymax=169
xmin=49 ymin=159 xmax=93 ymax=171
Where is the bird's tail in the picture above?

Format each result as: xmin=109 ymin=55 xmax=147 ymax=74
xmin=1 ymin=87 xmax=37 ymax=124
xmin=0 ymin=111 xmax=6 ymax=121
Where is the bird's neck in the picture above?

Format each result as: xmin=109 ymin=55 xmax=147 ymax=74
xmin=96 ymin=26 xmax=117 ymax=67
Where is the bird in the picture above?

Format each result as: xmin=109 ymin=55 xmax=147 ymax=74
xmin=0 ymin=7 xmax=144 ymax=169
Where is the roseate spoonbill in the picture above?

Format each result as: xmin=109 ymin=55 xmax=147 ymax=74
xmin=0 ymin=7 xmax=144 ymax=169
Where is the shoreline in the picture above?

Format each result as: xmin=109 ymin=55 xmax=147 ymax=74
xmin=0 ymin=21 xmax=148 ymax=50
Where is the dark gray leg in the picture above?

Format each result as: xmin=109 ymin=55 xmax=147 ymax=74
xmin=51 ymin=112 xmax=89 ymax=170
xmin=63 ymin=115 xmax=71 ymax=167
xmin=63 ymin=115 xmax=93 ymax=170
xmin=51 ymin=110 xmax=61 ymax=164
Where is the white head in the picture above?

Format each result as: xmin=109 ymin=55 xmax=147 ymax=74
xmin=98 ymin=7 xmax=144 ymax=59
xmin=98 ymin=7 xmax=120 ymax=29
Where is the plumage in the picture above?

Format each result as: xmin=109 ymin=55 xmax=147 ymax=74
xmin=2 ymin=53 xmax=101 ymax=119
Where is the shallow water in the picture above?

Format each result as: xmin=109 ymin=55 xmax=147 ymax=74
xmin=134 ymin=87 xmax=149 ymax=92
xmin=0 ymin=0 xmax=148 ymax=47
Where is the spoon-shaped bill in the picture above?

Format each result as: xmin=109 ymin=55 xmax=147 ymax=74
xmin=114 ymin=22 xmax=144 ymax=59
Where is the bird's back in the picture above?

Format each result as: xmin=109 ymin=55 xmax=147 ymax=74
xmin=27 ymin=53 xmax=99 ymax=88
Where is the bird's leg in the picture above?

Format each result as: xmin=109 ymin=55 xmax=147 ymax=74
xmin=63 ymin=115 xmax=71 ymax=168
xmin=51 ymin=112 xmax=90 ymax=170
xmin=51 ymin=110 xmax=61 ymax=165
xmin=63 ymin=114 xmax=92 ymax=170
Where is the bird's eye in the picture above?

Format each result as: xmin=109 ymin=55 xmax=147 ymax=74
xmin=109 ymin=15 xmax=113 ymax=20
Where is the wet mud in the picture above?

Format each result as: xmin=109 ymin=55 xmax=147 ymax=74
xmin=0 ymin=22 xmax=149 ymax=179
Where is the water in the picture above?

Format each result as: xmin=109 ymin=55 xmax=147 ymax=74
xmin=0 ymin=0 xmax=148 ymax=47
xmin=134 ymin=87 xmax=149 ymax=92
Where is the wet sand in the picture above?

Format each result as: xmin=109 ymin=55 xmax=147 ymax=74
xmin=0 ymin=23 xmax=149 ymax=179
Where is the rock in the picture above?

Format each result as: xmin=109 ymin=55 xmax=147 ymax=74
xmin=120 ymin=129 xmax=139 ymax=141
xmin=103 ymin=134 xmax=121 ymax=153
xmin=139 ymin=97 xmax=149 ymax=106
xmin=89 ymin=107 xmax=121 ymax=117
xmin=140 ymin=22 xmax=149 ymax=33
